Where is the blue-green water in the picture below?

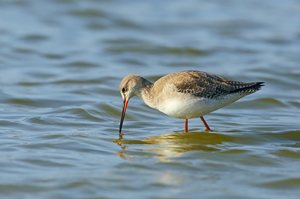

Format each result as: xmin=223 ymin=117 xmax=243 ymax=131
xmin=0 ymin=0 xmax=300 ymax=198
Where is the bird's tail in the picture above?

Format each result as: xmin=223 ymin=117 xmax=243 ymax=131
xmin=228 ymin=81 xmax=264 ymax=94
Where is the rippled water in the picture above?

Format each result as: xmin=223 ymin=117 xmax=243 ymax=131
xmin=0 ymin=0 xmax=300 ymax=198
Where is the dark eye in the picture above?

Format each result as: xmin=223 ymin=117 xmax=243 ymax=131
xmin=122 ymin=87 xmax=126 ymax=93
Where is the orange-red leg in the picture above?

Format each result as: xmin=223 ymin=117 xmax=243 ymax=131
xmin=184 ymin=118 xmax=188 ymax=133
xmin=200 ymin=116 xmax=211 ymax=131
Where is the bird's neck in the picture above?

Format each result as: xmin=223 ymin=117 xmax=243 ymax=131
xmin=136 ymin=80 xmax=156 ymax=109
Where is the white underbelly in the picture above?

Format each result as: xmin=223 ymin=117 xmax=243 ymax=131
xmin=157 ymin=93 xmax=246 ymax=119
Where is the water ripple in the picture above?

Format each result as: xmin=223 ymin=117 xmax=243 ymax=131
xmin=0 ymin=0 xmax=300 ymax=198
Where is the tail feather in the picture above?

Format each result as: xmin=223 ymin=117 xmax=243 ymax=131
xmin=229 ymin=82 xmax=264 ymax=94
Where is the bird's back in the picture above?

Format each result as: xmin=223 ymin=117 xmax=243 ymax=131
xmin=153 ymin=70 xmax=263 ymax=98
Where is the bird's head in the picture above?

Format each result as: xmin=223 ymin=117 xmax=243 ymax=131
xmin=118 ymin=75 xmax=146 ymax=136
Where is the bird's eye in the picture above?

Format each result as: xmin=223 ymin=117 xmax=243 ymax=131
xmin=122 ymin=87 xmax=126 ymax=93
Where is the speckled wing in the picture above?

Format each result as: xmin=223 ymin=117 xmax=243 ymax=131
xmin=172 ymin=71 xmax=264 ymax=98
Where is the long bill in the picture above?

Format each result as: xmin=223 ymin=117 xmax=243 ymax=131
xmin=119 ymin=99 xmax=129 ymax=135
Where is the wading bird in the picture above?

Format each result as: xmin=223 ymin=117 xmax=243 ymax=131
xmin=119 ymin=70 xmax=263 ymax=137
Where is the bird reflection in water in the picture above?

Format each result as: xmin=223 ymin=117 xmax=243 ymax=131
xmin=113 ymin=131 xmax=234 ymax=160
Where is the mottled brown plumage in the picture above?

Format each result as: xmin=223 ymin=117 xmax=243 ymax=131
xmin=155 ymin=70 xmax=263 ymax=98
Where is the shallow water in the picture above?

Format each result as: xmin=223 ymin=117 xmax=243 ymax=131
xmin=0 ymin=0 xmax=300 ymax=198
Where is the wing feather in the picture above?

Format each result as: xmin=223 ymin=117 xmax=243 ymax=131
xmin=155 ymin=71 xmax=263 ymax=98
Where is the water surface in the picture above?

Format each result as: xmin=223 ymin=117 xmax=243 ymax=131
xmin=0 ymin=0 xmax=300 ymax=198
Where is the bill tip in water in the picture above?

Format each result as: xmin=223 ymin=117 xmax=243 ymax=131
xmin=119 ymin=132 xmax=125 ymax=139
